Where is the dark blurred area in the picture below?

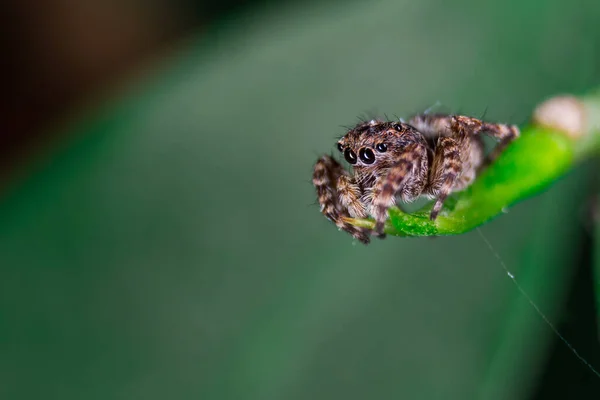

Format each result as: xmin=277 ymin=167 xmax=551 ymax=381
xmin=0 ymin=0 xmax=285 ymax=169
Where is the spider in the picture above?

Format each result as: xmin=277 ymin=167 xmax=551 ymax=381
xmin=312 ymin=114 xmax=519 ymax=244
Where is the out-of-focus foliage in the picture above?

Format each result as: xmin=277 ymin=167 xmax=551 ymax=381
xmin=1 ymin=0 xmax=600 ymax=399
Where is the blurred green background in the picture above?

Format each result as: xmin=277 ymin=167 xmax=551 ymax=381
xmin=1 ymin=0 xmax=600 ymax=398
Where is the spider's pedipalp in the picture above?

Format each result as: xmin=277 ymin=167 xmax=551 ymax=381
xmin=312 ymin=155 xmax=370 ymax=244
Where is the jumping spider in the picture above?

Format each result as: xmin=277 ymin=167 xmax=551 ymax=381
xmin=312 ymin=114 xmax=519 ymax=244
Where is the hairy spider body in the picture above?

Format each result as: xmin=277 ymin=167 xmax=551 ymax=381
xmin=312 ymin=114 xmax=519 ymax=244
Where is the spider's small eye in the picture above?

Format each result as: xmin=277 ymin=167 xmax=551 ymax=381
xmin=337 ymin=143 xmax=344 ymax=152
xmin=359 ymin=148 xmax=375 ymax=164
xmin=376 ymin=143 xmax=387 ymax=153
xmin=344 ymin=149 xmax=357 ymax=164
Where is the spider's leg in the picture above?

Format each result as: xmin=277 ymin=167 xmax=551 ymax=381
xmin=371 ymin=143 xmax=428 ymax=235
xmin=449 ymin=115 xmax=519 ymax=169
xmin=426 ymin=136 xmax=462 ymax=220
xmin=410 ymin=114 xmax=519 ymax=168
xmin=479 ymin=120 xmax=520 ymax=167
xmin=313 ymin=155 xmax=370 ymax=244
xmin=408 ymin=114 xmax=453 ymax=140
xmin=338 ymin=174 xmax=367 ymax=219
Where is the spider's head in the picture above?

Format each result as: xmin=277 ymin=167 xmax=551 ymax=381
xmin=336 ymin=119 xmax=412 ymax=170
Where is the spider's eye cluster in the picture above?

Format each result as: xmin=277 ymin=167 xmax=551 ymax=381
xmin=338 ymin=142 xmax=383 ymax=165
xmin=359 ymin=148 xmax=375 ymax=164
xmin=344 ymin=149 xmax=357 ymax=164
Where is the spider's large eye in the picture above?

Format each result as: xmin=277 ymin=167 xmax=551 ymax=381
xmin=337 ymin=142 xmax=344 ymax=152
xmin=376 ymin=143 xmax=387 ymax=153
xmin=344 ymin=149 xmax=357 ymax=164
xmin=359 ymin=148 xmax=375 ymax=164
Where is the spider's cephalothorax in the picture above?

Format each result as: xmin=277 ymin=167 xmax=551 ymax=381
xmin=312 ymin=114 xmax=519 ymax=244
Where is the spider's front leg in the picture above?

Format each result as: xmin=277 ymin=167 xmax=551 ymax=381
xmin=313 ymin=155 xmax=370 ymax=244
xmin=371 ymin=143 xmax=428 ymax=235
